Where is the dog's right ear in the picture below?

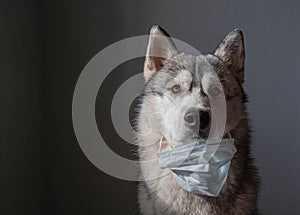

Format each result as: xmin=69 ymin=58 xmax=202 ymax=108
xmin=144 ymin=25 xmax=178 ymax=82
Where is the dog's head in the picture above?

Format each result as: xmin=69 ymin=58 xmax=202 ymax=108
xmin=140 ymin=26 xmax=246 ymax=147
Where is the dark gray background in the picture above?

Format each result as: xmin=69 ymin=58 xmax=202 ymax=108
xmin=1 ymin=0 xmax=299 ymax=214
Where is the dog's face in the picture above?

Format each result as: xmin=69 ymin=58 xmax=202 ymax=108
xmin=141 ymin=26 xmax=246 ymax=147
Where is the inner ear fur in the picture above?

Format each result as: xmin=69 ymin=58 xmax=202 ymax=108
xmin=144 ymin=25 xmax=178 ymax=82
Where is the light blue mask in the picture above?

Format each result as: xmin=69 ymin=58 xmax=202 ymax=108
xmin=157 ymin=138 xmax=237 ymax=197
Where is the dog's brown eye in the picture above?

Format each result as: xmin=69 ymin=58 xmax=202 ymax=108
xmin=171 ymin=84 xmax=181 ymax=93
xmin=209 ymin=87 xmax=221 ymax=97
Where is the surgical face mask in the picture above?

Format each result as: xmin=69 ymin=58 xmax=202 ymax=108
xmin=157 ymin=137 xmax=237 ymax=197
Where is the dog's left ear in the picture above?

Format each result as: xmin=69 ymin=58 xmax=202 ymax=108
xmin=144 ymin=25 xmax=178 ymax=82
xmin=214 ymin=29 xmax=245 ymax=84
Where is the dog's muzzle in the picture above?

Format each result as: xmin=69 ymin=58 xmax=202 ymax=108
xmin=184 ymin=108 xmax=211 ymax=138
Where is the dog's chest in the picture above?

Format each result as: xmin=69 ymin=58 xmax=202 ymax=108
xmin=147 ymin=174 xmax=219 ymax=215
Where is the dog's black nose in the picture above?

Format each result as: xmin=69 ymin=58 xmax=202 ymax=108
xmin=199 ymin=110 xmax=210 ymax=131
xmin=184 ymin=109 xmax=210 ymax=131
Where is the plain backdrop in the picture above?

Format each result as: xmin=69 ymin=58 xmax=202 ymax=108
xmin=0 ymin=0 xmax=300 ymax=214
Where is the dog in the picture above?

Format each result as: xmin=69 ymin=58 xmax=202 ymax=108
xmin=135 ymin=25 xmax=259 ymax=215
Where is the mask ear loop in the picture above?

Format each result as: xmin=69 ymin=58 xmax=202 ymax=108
xmin=227 ymin=132 xmax=232 ymax=139
xmin=158 ymin=136 xmax=172 ymax=153
xmin=158 ymin=136 xmax=163 ymax=153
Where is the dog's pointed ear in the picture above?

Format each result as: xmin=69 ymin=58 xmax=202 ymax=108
xmin=144 ymin=25 xmax=178 ymax=82
xmin=214 ymin=29 xmax=245 ymax=84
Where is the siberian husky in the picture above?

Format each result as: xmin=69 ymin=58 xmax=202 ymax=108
xmin=136 ymin=25 xmax=259 ymax=215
